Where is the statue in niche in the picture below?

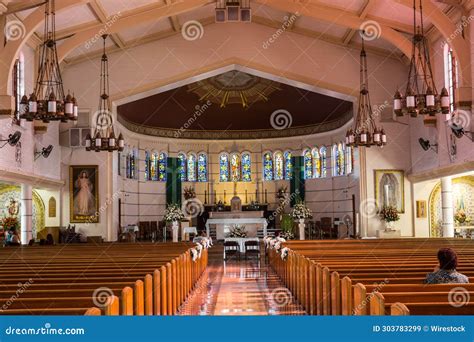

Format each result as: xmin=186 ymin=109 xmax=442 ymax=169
xmin=231 ymin=196 xmax=242 ymax=212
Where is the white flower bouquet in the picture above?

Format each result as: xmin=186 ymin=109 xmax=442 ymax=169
xmin=290 ymin=201 xmax=312 ymax=220
xmin=163 ymin=203 xmax=185 ymax=222
xmin=229 ymin=225 xmax=247 ymax=238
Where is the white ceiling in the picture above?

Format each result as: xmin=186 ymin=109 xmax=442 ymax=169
xmin=8 ymin=0 xmax=461 ymax=63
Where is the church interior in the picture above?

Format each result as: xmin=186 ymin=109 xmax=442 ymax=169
xmin=0 ymin=0 xmax=474 ymax=319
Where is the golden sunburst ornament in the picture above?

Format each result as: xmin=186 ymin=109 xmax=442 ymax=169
xmin=188 ymin=71 xmax=280 ymax=108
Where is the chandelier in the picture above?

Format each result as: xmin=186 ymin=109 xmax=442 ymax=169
xmin=346 ymin=37 xmax=386 ymax=148
xmin=393 ymin=0 xmax=450 ymax=117
xmin=85 ymin=35 xmax=124 ymax=152
xmin=19 ymin=0 xmax=78 ymax=123
xmin=215 ymin=1 xmax=251 ymax=23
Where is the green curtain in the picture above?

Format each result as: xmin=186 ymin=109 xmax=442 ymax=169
xmin=166 ymin=157 xmax=182 ymax=206
xmin=290 ymin=156 xmax=305 ymax=206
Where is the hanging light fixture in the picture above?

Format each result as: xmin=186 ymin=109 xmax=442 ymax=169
xmin=346 ymin=36 xmax=386 ymax=148
xmin=19 ymin=0 xmax=78 ymax=123
xmin=393 ymin=0 xmax=450 ymax=117
xmin=85 ymin=35 xmax=124 ymax=153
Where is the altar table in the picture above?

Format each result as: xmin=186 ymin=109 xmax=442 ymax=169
xmin=205 ymin=218 xmax=267 ymax=240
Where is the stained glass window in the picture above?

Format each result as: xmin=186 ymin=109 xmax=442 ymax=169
xmin=284 ymin=151 xmax=293 ymax=180
xmin=345 ymin=146 xmax=353 ymax=174
xmin=220 ymin=153 xmax=230 ymax=182
xmin=187 ymin=154 xmax=197 ymax=182
xmin=332 ymin=144 xmax=338 ymax=176
xmin=312 ymin=148 xmax=321 ymax=178
xmin=338 ymin=143 xmax=345 ymax=176
xmin=320 ymin=146 xmax=327 ymax=178
xmin=144 ymin=151 xmax=150 ymax=180
xmin=241 ymin=153 xmax=251 ymax=182
xmin=150 ymin=152 xmax=158 ymax=181
xmin=303 ymin=149 xmax=312 ymax=179
xmin=274 ymin=152 xmax=284 ymax=180
xmin=127 ymin=149 xmax=137 ymax=179
xmin=198 ymin=153 xmax=207 ymax=182
xmin=158 ymin=152 xmax=167 ymax=181
xmin=178 ymin=153 xmax=187 ymax=181
xmin=126 ymin=152 xmax=131 ymax=178
xmin=230 ymin=153 xmax=241 ymax=182
xmin=263 ymin=152 xmax=273 ymax=181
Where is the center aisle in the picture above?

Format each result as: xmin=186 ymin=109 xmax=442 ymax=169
xmin=179 ymin=244 xmax=306 ymax=316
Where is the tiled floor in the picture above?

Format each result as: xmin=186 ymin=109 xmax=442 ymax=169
xmin=179 ymin=246 xmax=306 ymax=316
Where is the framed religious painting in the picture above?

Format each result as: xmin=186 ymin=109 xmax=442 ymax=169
xmin=374 ymin=169 xmax=405 ymax=213
xmin=69 ymin=165 xmax=99 ymax=223
xmin=416 ymin=200 xmax=427 ymax=218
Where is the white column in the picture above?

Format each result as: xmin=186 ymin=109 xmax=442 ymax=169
xmin=441 ymin=176 xmax=454 ymax=237
xmin=20 ymin=184 xmax=33 ymax=245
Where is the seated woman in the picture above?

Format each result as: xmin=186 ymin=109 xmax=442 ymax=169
xmin=425 ymin=248 xmax=469 ymax=284
xmin=4 ymin=228 xmax=20 ymax=246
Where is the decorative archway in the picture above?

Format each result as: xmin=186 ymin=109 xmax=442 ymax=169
xmin=429 ymin=175 xmax=474 ymax=237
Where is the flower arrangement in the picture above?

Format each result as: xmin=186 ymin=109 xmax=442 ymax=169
xmin=454 ymin=209 xmax=470 ymax=225
xmin=1 ymin=216 xmax=19 ymax=231
xmin=279 ymin=231 xmax=295 ymax=240
xmin=229 ymin=225 xmax=247 ymax=238
xmin=190 ymin=248 xmax=199 ymax=262
xmin=183 ymin=186 xmax=196 ymax=200
xmin=163 ymin=203 xmax=185 ymax=222
xmin=379 ymin=205 xmax=400 ymax=222
xmin=290 ymin=201 xmax=312 ymax=220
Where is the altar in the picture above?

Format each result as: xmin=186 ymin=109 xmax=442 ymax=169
xmin=205 ymin=196 xmax=266 ymax=240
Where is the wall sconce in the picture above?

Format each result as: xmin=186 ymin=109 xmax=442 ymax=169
xmin=0 ymin=131 xmax=21 ymax=148
xmin=35 ymin=145 xmax=53 ymax=160
xmin=418 ymin=138 xmax=438 ymax=153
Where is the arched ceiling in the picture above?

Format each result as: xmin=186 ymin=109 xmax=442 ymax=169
xmin=116 ymin=70 xmax=353 ymax=140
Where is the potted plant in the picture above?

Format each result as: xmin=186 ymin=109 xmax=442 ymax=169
xmin=163 ymin=203 xmax=185 ymax=242
xmin=379 ymin=205 xmax=400 ymax=231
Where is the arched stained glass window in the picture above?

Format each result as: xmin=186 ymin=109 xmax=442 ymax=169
xmin=263 ymin=152 xmax=273 ymax=181
xmin=220 ymin=153 xmax=230 ymax=182
xmin=274 ymin=152 xmax=284 ymax=180
xmin=150 ymin=152 xmax=158 ymax=181
xmin=197 ymin=153 xmax=207 ymax=182
xmin=303 ymin=149 xmax=312 ymax=179
xmin=284 ymin=151 xmax=293 ymax=180
xmin=158 ymin=152 xmax=167 ymax=181
xmin=345 ymin=146 xmax=353 ymax=174
xmin=187 ymin=154 xmax=197 ymax=182
xmin=320 ymin=146 xmax=327 ymax=178
xmin=230 ymin=153 xmax=241 ymax=182
xmin=241 ymin=153 xmax=251 ymax=182
xmin=144 ymin=151 xmax=150 ymax=181
xmin=332 ymin=144 xmax=338 ymax=176
xmin=312 ymin=148 xmax=321 ymax=178
xmin=126 ymin=148 xmax=137 ymax=179
xmin=178 ymin=153 xmax=187 ymax=181
xmin=337 ymin=143 xmax=345 ymax=176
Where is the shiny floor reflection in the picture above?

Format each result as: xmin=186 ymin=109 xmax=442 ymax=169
xmin=179 ymin=247 xmax=306 ymax=316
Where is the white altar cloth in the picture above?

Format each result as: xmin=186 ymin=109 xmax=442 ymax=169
xmin=205 ymin=218 xmax=267 ymax=239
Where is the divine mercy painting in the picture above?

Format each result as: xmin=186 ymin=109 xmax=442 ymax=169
xmin=70 ymin=165 xmax=99 ymax=223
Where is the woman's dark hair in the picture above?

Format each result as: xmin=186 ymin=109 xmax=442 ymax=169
xmin=438 ymin=248 xmax=458 ymax=270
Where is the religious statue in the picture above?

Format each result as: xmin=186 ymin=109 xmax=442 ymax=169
xmin=231 ymin=196 xmax=242 ymax=212
xmin=6 ymin=198 xmax=19 ymax=217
